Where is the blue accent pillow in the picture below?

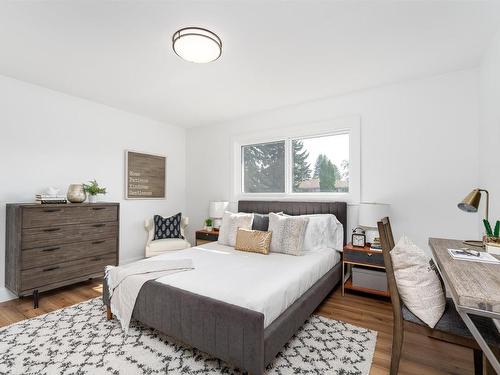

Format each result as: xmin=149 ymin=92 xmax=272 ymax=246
xmin=153 ymin=213 xmax=183 ymax=240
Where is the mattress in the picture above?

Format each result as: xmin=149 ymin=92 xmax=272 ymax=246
xmin=149 ymin=242 xmax=341 ymax=327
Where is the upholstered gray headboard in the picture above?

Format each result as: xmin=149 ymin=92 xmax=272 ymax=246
xmin=238 ymin=200 xmax=347 ymax=245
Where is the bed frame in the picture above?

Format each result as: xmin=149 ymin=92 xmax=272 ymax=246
xmin=103 ymin=201 xmax=346 ymax=375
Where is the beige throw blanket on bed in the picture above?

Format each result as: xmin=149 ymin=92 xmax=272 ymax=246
xmin=105 ymin=259 xmax=194 ymax=332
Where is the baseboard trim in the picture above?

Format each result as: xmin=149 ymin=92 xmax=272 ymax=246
xmin=0 ymin=287 xmax=17 ymax=303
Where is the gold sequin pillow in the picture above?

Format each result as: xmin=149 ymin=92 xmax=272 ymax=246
xmin=235 ymin=228 xmax=272 ymax=255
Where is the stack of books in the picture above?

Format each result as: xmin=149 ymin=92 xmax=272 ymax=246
xmin=448 ymin=248 xmax=500 ymax=264
xmin=370 ymin=237 xmax=382 ymax=251
xmin=35 ymin=194 xmax=67 ymax=204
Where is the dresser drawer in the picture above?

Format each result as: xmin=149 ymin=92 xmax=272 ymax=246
xmin=22 ymin=222 xmax=118 ymax=249
xmin=343 ymin=249 xmax=384 ymax=267
xmin=20 ymin=253 xmax=116 ymax=291
xmin=21 ymin=238 xmax=117 ymax=270
xmin=22 ymin=205 xmax=118 ymax=228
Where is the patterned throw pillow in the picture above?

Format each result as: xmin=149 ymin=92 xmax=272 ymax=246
xmin=390 ymin=235 xmax=445 ymax=328
xmin=217 ymin=211 xmax=254 ymax=247
xmin=235 ymin=228 xmax=272 ymax=254
xmin=268 ymin=213 xmax=309 ymax=256
xmin=153 ymin=213 xmax=183 ymax=240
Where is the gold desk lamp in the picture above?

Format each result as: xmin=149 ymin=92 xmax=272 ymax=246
xmin=458 ymin=188 xmax=489 ymax=247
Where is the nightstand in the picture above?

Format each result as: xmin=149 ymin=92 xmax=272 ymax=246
xmin=342 ymin=243 xmax=390 ymax=297
xmin=195 ymin=229 xmax=219 ymax=246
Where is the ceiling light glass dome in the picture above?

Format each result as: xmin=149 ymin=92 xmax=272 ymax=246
xmin=172 ymin=27 xmax=222 ymax=63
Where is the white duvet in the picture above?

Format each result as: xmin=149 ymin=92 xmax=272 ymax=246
xmin=150 ymin=242 xmax=341 ymax=327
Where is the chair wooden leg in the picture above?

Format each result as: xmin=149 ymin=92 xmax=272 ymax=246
xmin=106 ymin=306 xmax=112 ymax=320
xmin=473 ymin=349 xmax=483 ymax=375
xmin=484 ymin=346 xmax=500 ymax=375
xmin=390 ymin=321 xmax=404 ymax=375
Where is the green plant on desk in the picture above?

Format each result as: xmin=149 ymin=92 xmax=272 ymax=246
xmin=483 ymin=219 xmax=500 ymax=241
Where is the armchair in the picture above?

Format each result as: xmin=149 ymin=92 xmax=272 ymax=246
xmin=144 ymin=216 xmax=191 ymax=257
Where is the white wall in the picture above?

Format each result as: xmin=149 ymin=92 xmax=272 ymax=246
xmin=0 ymin=75 xmax=186 ymax=301
xmin=479 ymin=30 xmax=500 ymax=225
xmin=186 ymin=70 xmax=480 ymax=250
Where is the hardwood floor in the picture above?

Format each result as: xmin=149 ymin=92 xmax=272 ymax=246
xmin=0 ymin=280 xmax=475 ymax=375
xmin=0 ymin=279 xmax=103 ymax=326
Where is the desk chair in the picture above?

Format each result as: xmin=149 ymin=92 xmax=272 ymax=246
xmin=378 ymin=217 xmax=499 ymax=375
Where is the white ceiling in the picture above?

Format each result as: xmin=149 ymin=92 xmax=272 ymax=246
xmin=0 ymin=1 xmax=499 ymax=128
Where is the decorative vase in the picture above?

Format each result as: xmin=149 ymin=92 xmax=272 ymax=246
xmin=205 ymin=226 xmax=213 ymax=232
xmin=67 ymin=184 xmax=86 ymax=203
xmin=88 ymin=195 xmax=98 ymax=203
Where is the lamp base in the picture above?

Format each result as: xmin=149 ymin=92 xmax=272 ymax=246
xmin=213 ymin=218 xmax=222 ymax=229
xmin=462 ymin=240 xmax=485 ymax=248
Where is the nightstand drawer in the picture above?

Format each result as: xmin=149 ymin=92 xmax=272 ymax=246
xmin=343 ymin=249 xmax=384 ymax=267
xmin=196 ymin=231 xmax=219 ymax=242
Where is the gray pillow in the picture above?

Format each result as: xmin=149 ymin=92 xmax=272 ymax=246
xmin=252 ymin=214 xmax=269 ymax=231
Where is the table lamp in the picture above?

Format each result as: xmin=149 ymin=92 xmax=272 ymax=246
xmin=358 ymin=203 xmax=390 ymax=246
xmin=458 ymin=188 xmax=489 ymax=247
xmin=209 ymin=201 xmax=229 ymax=230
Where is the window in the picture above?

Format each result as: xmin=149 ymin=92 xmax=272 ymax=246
xmin=240 ymin=132 xmax=350 ymax=194
xmin=242 ymin=141 xmax=285 ymax=193
xmin=292 ymin=134 xmax=349 ymax=193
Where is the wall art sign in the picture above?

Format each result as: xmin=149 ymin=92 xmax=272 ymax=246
xmin=125 ymin=151 xmax=166 ymax=199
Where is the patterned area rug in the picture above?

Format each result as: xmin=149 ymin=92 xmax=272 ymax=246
xmin=0 ymin=298 xmax=377 ymax=374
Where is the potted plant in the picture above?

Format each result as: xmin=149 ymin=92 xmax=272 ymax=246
xmin=205 ymin=218 xmax=213 ymax=232
xmin=83 ymin=180 xmax=107 ymax=203
xmin=484 ymin=219 xmax=500 ymax=255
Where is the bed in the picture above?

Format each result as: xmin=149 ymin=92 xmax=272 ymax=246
xmin=103 ymin=200 xmax=347 ymax=375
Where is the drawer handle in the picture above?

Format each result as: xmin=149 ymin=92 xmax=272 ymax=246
xmin=92 ymin=207 xmax=106 ymax=211
xmin=43 ymin=228 xmax=61 ymax=232
xmin=93 ymin=224 xmax=105 ymax=228
xmin=43 ymin=266 xmax=59 ymax=272
xmin=43 ymin=209 xmax=62 ymax=213
xmin=92 ymin=240 xmax=105 ymax=245
xmin=93 ymin=257 xmax=103 ymax=261
xmin=367 ymin=253 xmax=372 ymax=257
xmin=42 ymin=247 xmax=60 ymax=252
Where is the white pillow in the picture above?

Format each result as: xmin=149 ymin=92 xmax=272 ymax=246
xmin=391 ymin=235 xmax=445 ymax=328
xmin=301 ymin=214 xmax=344 ymax=252
xmin=217 ymin=211 xmax=254 ymax=247
xmin=268 ymin=213 xmax=309 ymax=256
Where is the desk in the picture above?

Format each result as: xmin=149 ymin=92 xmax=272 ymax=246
xmin=429 ymin=238 xmax=500 ymax=373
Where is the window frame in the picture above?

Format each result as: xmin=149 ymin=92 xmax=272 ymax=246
xmin=232 ymin=116 xmax=361 ymax=202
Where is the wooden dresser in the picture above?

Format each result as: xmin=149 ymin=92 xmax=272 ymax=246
xmin=5 ymin=203 xmax=119 ymax=307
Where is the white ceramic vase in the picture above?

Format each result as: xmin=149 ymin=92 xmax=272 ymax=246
xmin=88 ymin=195 xmax=98 ymax=203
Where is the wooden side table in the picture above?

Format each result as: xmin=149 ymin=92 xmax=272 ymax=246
xmin=342 ymin=242 xmax=390 ymax=297
xmin=195 ymin=229 xmax=219 ymax=246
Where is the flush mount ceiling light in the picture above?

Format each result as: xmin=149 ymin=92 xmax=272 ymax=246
xmin=172 ymin=27 xmax=222 ymax=63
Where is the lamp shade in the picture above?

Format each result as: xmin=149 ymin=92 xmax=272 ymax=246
xmin=358 ymin=203 xmax=390 ymax=228
xmin=209 ymin=201 xmax=229 ymax=218
xmin=458 ymin=189 xmax=481 ymax=213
